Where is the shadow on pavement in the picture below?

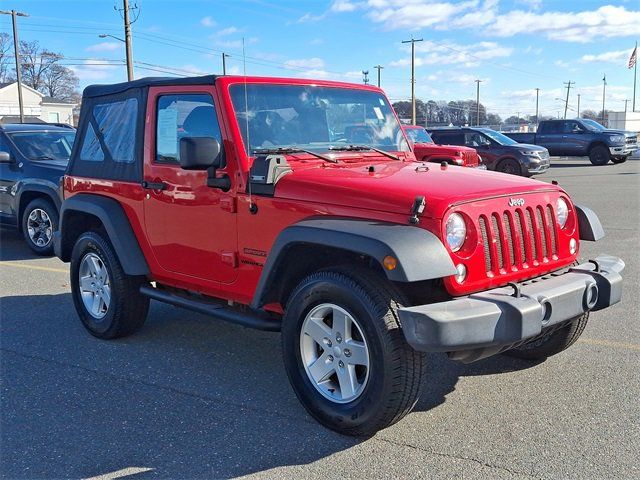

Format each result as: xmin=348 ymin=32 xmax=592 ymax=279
xmin=0 ymin=228 xmax=41 ymax=261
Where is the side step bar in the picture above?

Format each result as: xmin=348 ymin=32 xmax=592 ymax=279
xmin=140 ymin=285 xmax=281 ymax=332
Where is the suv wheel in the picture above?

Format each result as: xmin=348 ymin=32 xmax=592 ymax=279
xmin=588 ymin=145 xmax=610 ymax=165
xmin=281 ymin=269 xmax=426 ymax=436
xmin=22 ymin=198 xmax=58 ymax=255
xmin=496 ymin=158 xmax=522 ymax=175
xmin=504 ymin=313 xmax=589 ymax=361
xmin=70 ymin=231 xmax=149 ymax=339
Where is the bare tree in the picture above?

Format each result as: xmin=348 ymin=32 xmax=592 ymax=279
xmin=0 ymin=32 xmax=13 ymax=83
xmin=19 ymin=40 xmax=63 ymax=91
xmin=42 ymin=63 xmax=80 ymax=102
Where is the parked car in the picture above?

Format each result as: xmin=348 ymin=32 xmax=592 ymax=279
xmin=0 ymin=123 xmax=76 ymax=254
xmin=505 ymin=119 xmax=638 ymax=166
xmin=428 ymin=126 xmax=550 ymax=176
xmin=55 ymin=75 xmax=624 ymax=436
xmin=402 ymin=125 xmax=482 ymax=167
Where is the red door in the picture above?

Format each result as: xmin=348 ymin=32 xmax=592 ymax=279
xmin=143 ymin=86 xmax=237 ymax=284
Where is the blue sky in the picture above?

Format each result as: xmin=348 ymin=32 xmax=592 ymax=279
xmin=3 ymin=0 xmax=639 ymax=119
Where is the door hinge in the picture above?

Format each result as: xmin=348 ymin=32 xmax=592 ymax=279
xmin=220 ymin=196 xmax=236 ymax=213
xmin=221 ymin=251 xmax=238 ymax=268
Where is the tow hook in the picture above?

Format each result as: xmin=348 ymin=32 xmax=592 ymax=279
xmin=408 ymin=196 xmax=426 ymax=225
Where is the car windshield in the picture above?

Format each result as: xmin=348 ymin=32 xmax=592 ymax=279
xmin=481 ymin=129 xmax=518 ymax=146
xmin=404 ymin=127 xmax=433 ymax=144
xmin=230 ymin=84 xmax=409 ymax=154
xmin=8 ymin=130 xmax=76 ymax=161
xmin=580 ymin=119 xmax=606 ymax=132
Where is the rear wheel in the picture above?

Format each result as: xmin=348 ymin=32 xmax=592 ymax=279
xmin=70 ymin=231 xmax=149 ymax=339
xmin=588 ymin=145 xmax=610 ymax=165
xmin=21 ymin=198 xmax=58 ymax=255
xmin=611 ymin=155 xmax=628 ymax=164
xmin=504 ymin=313 xmax=589 ymax=361
xmin=496 ymin=158 xmax=522 ymax=175
xmin=281 ymin=269 xmax=426 ymax=436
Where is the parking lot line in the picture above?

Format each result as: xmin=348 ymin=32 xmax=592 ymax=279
xmin=83 ymin=467 xmax=154 ymax=480
xmin=0 ymin=261 xmax=68 ymax=274
xmin=578 ymin=337 xmax=640 ymax=352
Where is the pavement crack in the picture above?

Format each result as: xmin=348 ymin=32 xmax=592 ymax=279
xmin=374 ymin=436 xmax=542 ymax=479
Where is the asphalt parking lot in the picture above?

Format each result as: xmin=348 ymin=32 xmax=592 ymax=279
xmin=1 ymin=157 xmax=638 ymax=480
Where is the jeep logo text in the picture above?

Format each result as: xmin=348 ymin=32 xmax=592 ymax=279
xmin=508 ymin=198 xmax=525 ymax=207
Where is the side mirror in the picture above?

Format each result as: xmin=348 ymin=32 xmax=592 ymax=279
xmin=179 ymin=137 xmax=221 ymax=171
xmin=0 ymin=151 xmax=12 ymax=163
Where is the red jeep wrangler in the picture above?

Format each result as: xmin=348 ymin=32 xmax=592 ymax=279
xmin=55 ymin=75 xmax=624 ymax=436
xmin=402 ymin=125 xmax=482 ymax=168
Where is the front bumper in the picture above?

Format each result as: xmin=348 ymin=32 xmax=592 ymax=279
xmin=399 ymin=255 xmax=624 ymax=363
xmin=526 ymin=155 xmax=551 ymax=174
xmin=609 ymin=145 xmax=637 ymax=157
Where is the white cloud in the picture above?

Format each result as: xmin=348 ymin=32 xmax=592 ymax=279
xmin=70 ymin=59 xmax=121 ymax=81
xmin=85 ymin=42 xmax=122 ymax=52
xmin=297 ymin=12 xmax=327 ymax=23
xmin=215 ymin=26 xmax=239 ymax=37
xmin=554 ymin=60 xmax=571 ymax=68
xmin=284 ymin=57 xmax=325 ymax=70
xmin=390 ymin=40 xmax=513 ymax=68
xmin=580 ymin=50 xmax=631 ymax=65
xmin=309 ymin=38 xmax=325 ymax=45
xmin=516 ymin=0 xmax=542 ymax=10
xmin=200 ymin=16 xmax=216 ymax=27
xmin=214 ymin=37 xmax=258 ymax=49
xmin=331 ymin=1 xmax=362 ymax=12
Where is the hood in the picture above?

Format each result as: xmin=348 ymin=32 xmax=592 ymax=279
xmin=273 ymin=157 xmax=559 ymax=219
xmin=513 ymin=143 xmax=547 ymax=152
xmin=602 ymin=129 xmax=636 ymax=137
xmin=32 ymin=159 xmax=69 ymax=169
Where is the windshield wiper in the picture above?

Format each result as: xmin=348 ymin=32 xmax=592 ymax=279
xmin=253 ymin=147 xmax=337 ymax=163
xmin=33 ymin=155 xmax=57 ymax=161
xmin=329 ymin=145 xmax=400 ymax=161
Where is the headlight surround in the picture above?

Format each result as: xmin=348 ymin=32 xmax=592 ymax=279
xmin=608 ymin=135 xmax=625 ymax=144
xmin=523 ymin=150 xmax=540 ymax=157
xmin=556 ymin=198 xmax=569 ymax=228
xmin=445 ymin=213 xmax=467 ymax=252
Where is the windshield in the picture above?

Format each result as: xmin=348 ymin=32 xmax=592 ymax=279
xmin=404 ymin=127 xmax=433 ymax=144
xmin=481 ymin=129 xmax=518 ymax=146
xmin=580 ymin=119 xmax=606 ymax=132
xmin=8 ymin=131 xmax=76 ymax=161
xmin=230 ymin=84 xmax=409 ymax=154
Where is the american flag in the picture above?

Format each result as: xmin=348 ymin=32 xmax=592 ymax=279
xmin=629 ymin=45 xmax=637 ymax=69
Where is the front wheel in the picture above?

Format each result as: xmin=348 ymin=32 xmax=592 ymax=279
xmin=496 ymin=158 xmax=522 ymax=176
xmin=22 ymin=198 xmax=58 ymax=255
xmin=588 ymin=145 xmax=610 ymax=165
xmin=504 ymin=313 xmax=589 ymax=361
xmin=281 ymin=269 xmax=426 ymax=436
xmin=611 ymin=155 xmax=628 ymax=164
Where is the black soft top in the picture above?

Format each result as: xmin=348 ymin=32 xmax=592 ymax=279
xmin=83 ymin=74 xmax=218 ymax=98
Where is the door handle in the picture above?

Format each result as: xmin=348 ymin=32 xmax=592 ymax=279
xmin=141 ymin=180 xmax=167 ymax=190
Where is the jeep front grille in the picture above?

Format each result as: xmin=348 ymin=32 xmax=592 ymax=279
xmin=479 ymin=203 xmax=558 ymax=274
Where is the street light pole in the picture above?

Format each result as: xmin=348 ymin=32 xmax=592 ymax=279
xmin=535 ymin=87 xmax=539 ymax=126
xmin=475 ymin=79 xmax=482 ymax=126
xmin=222 ymin=53 xmax=230 ymax=75
xmin=602 ymin=74 xmax=607 ymax=126
xmin=624 ymin=99 xmax=629 ymax=116
xmin=1 ymin=9 xmax=28 ymax=123
xmin=374 ymin=64 xmax=383 ymax=88
xmin=577 ymin=94 xmax=581 ymax=118
xmin=401 ymin=37 xmax=423 ymax=125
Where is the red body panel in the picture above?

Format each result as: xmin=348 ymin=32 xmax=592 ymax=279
xmin=65 ymin=75 xmax=578 ymax=305
xmin=402 ymin=125 xmax=480 ymax=167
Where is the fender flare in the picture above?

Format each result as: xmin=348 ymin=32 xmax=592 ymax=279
xmin=575 ymin=203 xmax=605 ymax=241
xmin=57 ymin=193 xmax=149 ymax=275
xmin=251 ymin=217 xmax=457 ymax=309
xmin=15 ymin=181 xmax=61 ymax=226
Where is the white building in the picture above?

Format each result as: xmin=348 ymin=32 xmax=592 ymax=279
xmin=0 ymin=81 xmax=76 ymax=125
xmin=607 ymin=111 xmax=640 ymax=133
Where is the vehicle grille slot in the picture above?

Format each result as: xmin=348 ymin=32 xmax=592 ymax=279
xmin=503 ymin=213 xmax=515 ymax=267
xmin=479 ymin=216 xmax=492 ymax=272
xmin=536 ymin=207 xmax=548 ymax=258
xmin=491 ymin=214 xmax=504 ymax=270
xmin=514 ymin=210 xmax=526 ymax=265
xmin=546 ymin=205 xmax=557 ymax=255
xmin=525 ymin=208 xmax=537 ymax=260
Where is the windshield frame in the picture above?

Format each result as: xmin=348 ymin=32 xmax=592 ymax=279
xmin=7 ymin=130 xmax=76 ymax=161
xmin=226 ymin=82 xmax=409 ymax=159
xmin=479 ymin=128 xmax=518 ymax=146
xmin=403 ymin=126 xmax=434 ymax=144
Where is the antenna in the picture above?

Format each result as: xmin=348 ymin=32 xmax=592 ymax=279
xmin=243 ymin=38 xmax=255 ymax=213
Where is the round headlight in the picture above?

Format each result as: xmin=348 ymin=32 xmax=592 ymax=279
xmin=556 ymin=198 xmax=569 ymax=228
xmin=445 ymin=213 xmax=466 ymax=252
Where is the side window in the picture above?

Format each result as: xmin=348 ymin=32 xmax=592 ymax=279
xmin=0 ymin=134 xmax=9 ymax=154
xmin=465 ymin=133 xmax=490 ymax=147
xmin=80 ymin=98 xmax=138 ymax=162
xmin=563 ymin=121 xmax=583 ymax=133
xmin=433 ymin=132 xmax=463 ymax=145
xmin=539 ymin=122 xmax=560 ymax=134
xmin=156 ymin=93 xmax=222 ymax=165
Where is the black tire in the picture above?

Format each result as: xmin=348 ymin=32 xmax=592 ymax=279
xmin=21 ymin=197 xmax=58 ymax=255
xmin=496 ymin=158 xmax=522 ymax=176
xmin=588 ymin=145 xmax=610 ymax=165
xmin=504 ymin=313 xmax=589 ymax=361
xmin=281 ymin=269 xmax=426 ymax=436
xmin=70 ymin=231 xmax=149 ymax=339
xmin=611 ymin=155 xmax=628 ymax=164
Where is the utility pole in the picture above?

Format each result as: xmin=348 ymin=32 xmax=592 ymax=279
xmin=115 ymin=0 xmax=138 ymax=81
xmin=534 ymin=88 xmax=540 ymax=126
xmin=602 ymin=74 xmax=607 ymax=126
xmin=475 ymin=79 xmax=482 ymax=126
xmin=362 ymin=70 xmax=369 ymax=85
xmin=563 ymin=81 xmax=574 ymax=119
xmin=222 ymin=53 xmax=230 ymax=75
xmin=624 ymin=99 xmax=630 ymax=115
xmin=374 ymin=64 xmax=383 ymax=88
xmin=0 ymin=9 xmax=28 ymax=123
xmin=401 ymin=37 xmax=423 ymax=125
xmin=577 ymin=93 xmax=581 ymax=118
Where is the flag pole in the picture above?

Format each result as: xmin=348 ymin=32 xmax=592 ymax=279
xmin=633 ymin=41 xmax=637 ymax=112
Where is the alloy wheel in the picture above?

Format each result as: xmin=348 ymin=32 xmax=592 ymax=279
xmin=78 ymin=252 xmax=111 ymax=319
xmin=27 ymin=208 xmax=53 ymax=248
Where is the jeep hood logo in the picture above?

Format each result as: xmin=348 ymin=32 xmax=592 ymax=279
xmin=508 ymin=198 xmax=525 ymax=207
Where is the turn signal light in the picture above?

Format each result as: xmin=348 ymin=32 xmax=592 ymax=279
xmin=383 ymin=256 xmax=398 ymax=271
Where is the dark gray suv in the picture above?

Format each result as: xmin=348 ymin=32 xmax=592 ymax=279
xmin=428 ymin=127 xmax=550 ymax=177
